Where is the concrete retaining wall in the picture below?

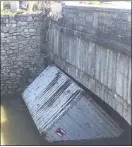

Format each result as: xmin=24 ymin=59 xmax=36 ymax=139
xmin=48 ymin=5 xmax=131 ymax=125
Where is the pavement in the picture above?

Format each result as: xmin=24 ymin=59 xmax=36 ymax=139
xmin=1 ymin=94 xmax=131 ymax=145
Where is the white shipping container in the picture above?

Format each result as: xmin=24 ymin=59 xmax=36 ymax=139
xmin=22 ymin=65 xmax=123 ymax=143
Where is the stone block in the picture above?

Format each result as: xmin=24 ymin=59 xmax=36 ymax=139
xmin=29 ymin=29 xmax=36 ymax=33
xmin=2 ymin=27 xmax=9 ymax=33
xmin=17 ymin=35 xmax=26 ymax=41
xmin=1 ymin=33 xmax=5 ymax=38
xmin=24 ymin=29 xmax=29 ymax=33
xmin=10 ymin=73 xmax=16 ymax=77
xmin=10 ymin=20 xmax=17 ymax=24
xmin=27 ymin=16 xmax=33 ymax=22
xmin=7 ymin=50 xmax=13 ymax=55
xmin=12 ymin=24 xmax=17 ymax=28
xmin=9 ymin=29 xmax=17 ymax=33
xmin=18 ymin=22 xmax=27 ymax=26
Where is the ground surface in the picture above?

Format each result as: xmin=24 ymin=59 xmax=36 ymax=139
xmin=1 ymin=94 xmax=131 ymax=145
xmin=1 ymin=94 xmax=48 ymax=145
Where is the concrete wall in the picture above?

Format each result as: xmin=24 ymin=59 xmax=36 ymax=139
xmin=1 ymin=13 xmax=49 ymax=95
xmin=48 ymin=6 xmax=131 ymax=125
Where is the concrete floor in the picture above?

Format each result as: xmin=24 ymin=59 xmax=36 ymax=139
xmin=1 ymin=94 xmax=49 ymax=145
xmin=1 ymin=94 xmax=131 ymax=145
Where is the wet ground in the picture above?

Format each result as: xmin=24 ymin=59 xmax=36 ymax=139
xmin=1 ymin=94 xmax=45 ymax=145
xmin=1 ymin=94 xmax=131 ymax=145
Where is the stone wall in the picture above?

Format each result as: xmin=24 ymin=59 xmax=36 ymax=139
xmin=1 ymin=13 xmax=49 ymax=95
xmin=48 ymin=5 xmax=131 ymax=125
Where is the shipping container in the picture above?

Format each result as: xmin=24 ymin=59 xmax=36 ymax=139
xmin=22 ymin=65 xmax=123 ymax=143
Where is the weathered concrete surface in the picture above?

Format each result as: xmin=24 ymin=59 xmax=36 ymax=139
xmin=1 ymin=13 xmax=49 ymax=95
xmin=48 ymin=5 xmax=131 ymax=125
